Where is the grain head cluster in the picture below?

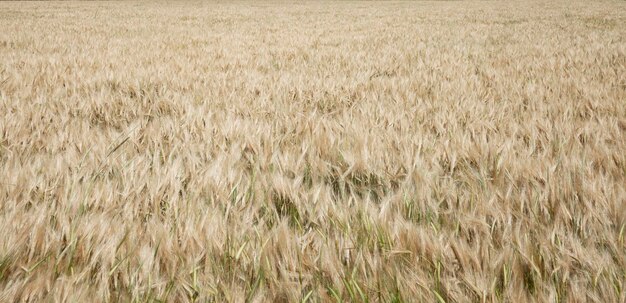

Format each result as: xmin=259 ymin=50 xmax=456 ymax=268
xmin=0 ymin=1 xmax=625 ymax=302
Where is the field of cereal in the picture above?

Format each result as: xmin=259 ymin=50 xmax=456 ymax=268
xmin=0 ymin=1 xmax=625 ymax=302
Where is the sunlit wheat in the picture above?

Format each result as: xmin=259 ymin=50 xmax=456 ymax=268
xmin=0 ymin=1 xmax=625 ymax=302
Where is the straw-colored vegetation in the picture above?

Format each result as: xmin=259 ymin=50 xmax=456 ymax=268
xmin=1 ymin=1 xmax=625 ymax=302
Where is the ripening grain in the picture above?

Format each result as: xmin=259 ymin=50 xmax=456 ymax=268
xmin=0 ymin=1 xmax=625 ymax=302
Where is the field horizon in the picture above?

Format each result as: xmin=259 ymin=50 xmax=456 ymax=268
xmin=1 ymin=1 xmax=625 ymax=302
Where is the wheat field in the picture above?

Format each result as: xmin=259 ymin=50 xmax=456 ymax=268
xmin=0 ymin=1 xmax=625 ymax=302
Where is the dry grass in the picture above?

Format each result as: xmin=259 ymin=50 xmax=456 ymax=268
xmin=1 ymin=0 xmax=625 ymax=302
